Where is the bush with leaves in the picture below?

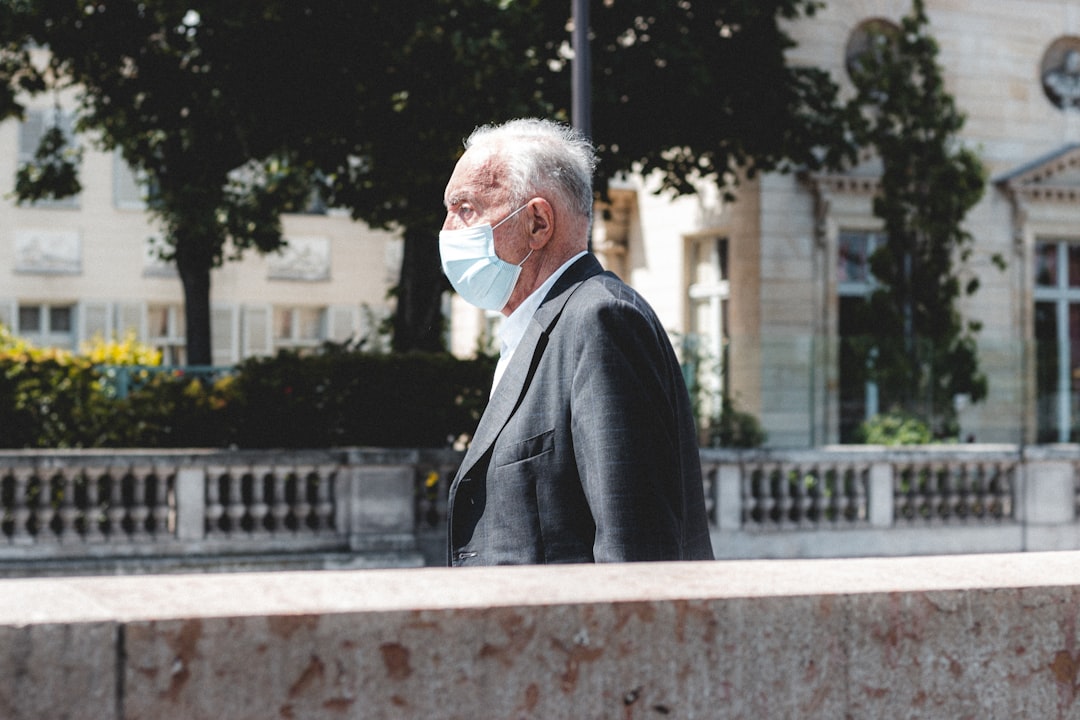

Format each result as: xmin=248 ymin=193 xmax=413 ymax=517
xmin=224 ymin=345 xmax=495 ymax=449
xmin=856 ymin=411 xmax=933 ymax=446
xmin=703 ymin=396 xmax=768 ymax=449
xmin=1 ymin=327 xmax=496 ymax=449
xmin=0 ymin=328 xmax=161 ymax=447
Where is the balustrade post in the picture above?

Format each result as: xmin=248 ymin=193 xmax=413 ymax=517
xmin=345 ymin=465 xmax=417 ymax=553
xmin=1021 ymin=460 xmax=1073 ymax=524
xmin=716 ymin=464 xmax=743 ymax=531
xmin=1021 ymin=458 xmax=1075 ymax=550
xmin=175 ymin=467 xmax=207 ymax=542
xmin=868 ymin=462 xmax=893 ymax=528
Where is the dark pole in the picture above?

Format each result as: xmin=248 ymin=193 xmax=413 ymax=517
xmin=572 ymin=0 xmax=591 ymax=139
xmin=572 ymin=0 xmax=592 ymax=250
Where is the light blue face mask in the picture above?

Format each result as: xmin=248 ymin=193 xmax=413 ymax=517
xmin=439 ymin=204 xmax=533 ymax=311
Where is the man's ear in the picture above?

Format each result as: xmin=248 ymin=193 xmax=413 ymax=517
xmin=526 ymin=198 xmax=555 ymax=248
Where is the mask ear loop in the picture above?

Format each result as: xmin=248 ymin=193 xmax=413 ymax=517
xmin=494 ymin=202 xmax=534 ymax=267
xmin=492 ymin=202 xmax=530 ymax=230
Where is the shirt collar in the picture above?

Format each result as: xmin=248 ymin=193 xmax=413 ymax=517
xmin=498 ymin=251 xmax=588 ymax=355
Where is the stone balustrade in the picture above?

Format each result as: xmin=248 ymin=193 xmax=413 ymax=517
xmin=0 ymin=448 xmax=463 ymax=575
xmin=702 ymin=444 xmax=1080 ymax=558
xmin=5 ymin=552 xmax=1080 ymax=718
xmin=2 ymin=444 xmax=1080 ymax=575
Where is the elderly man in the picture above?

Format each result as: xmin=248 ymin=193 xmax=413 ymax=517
xmin=440 ymin=118 xmax=714 ymax=565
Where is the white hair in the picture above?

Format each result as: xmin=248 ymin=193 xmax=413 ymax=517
xmin=464 ymin=118 xmax=597 ymax=220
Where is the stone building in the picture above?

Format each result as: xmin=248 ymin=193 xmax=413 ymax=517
xmin=779 ymin=0 xmax=1080 ymax=446
xmin=5 ymin=0 xmax=1080 ymax=447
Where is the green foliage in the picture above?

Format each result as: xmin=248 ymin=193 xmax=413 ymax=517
xmin=545 ymin=0 xmax=850 ymax=196
xmin=224 ymin=347 xmax=495 ymax=449
xmin=704 ymin=396 xmax=768 ymax=449
xmin=0 ymin=1 xmax=851 ymax=357
xmin=679 ymin=333 xmax=766 ymax=448
xmin=856 ymin=411 xmax=933 ymax=446
xmin=0 ymin=327 xmax=495 ymax=449
xmin=844 ymin=0 xmax=994 ymax=434
xmin=13 ymin=123 xmax=82 ymax=203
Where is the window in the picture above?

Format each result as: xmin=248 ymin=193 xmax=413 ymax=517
xmin=837 ymin=230 xmax=886 ymax=442
xmin=17 ymin=109 xmax=80 ymax=209
xmin=114 ymin=152 xmax=150 ymax=210
xmin=273 ymin=306 xmax=326 ymax=353
xmin=686 ymin=236 xmax=730 ymax=422
xmin=16 ymin=303 xmax=75 ymax=350
xmin=148 ymin=304 xmax=186 ymax=365
xmin=1033 ymin=240 xmax=1080 ymax=442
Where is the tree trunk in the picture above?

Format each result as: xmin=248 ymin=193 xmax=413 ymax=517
xmin=392 ymin=226 xmax=448 ymax=353
xmin=175 ymin=239 xmax=214 ymax=367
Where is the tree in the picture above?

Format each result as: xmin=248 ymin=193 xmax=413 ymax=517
xmin=0 ymin=1 xmax=558 ymax=360
xmin=543 ymin=0 xmax=850 ymax=194
xmin=845 ymin=0 xmax=997 ymax=436
xmin=0 ymin=2 xmax=352 ymax=364
xmin=311 ymin=2 xmax=552 ymax=352
xmin=381 ymin=0 xmax=853 ymax=350
xmin=1 ymin=1 xmax=849 ymax=359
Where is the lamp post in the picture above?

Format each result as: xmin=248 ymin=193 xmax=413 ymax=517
xmin=572 ymin=0 xmax=592 ymax=251
xmin=572 ymin=0 xmax=591 ymax=140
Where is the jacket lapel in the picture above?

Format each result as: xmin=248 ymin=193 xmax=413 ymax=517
xmin=457 ymin=254 xmax=603 ymax=475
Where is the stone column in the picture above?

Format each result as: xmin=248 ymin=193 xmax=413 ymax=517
xmin=345 ymin=465 xmax=417 ymax=554
xmin=867 ymin=462 xmax=893 ymax=528
xmin=1021 ymin=458 xmax=1077 ymax=550
xmin=174 ymin=467 xmax=206 ymax=542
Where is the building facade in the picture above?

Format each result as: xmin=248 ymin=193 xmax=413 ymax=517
xmin=0 ymin=93 xmax=402 ymax=367
xmin=778 ymin=0 xmax=1080 ymax=446
xmin=584 ymin=0 xmax=1080 ymax=448
xmin=460 ymin=0 xmax=1080 ymax=448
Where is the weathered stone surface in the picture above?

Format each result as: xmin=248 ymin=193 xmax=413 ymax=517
xmin=0 ymin=623 xmax=116 ymax=720
xmin=4 ymin=553 xmax=1080 ymax=718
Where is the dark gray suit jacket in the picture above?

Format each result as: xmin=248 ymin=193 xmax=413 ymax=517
xmin=448 ymin=254 xmax=715 ymax=565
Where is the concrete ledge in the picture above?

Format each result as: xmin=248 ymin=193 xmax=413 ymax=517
xmin=4 ymin=553 xmax=1080 ymax=717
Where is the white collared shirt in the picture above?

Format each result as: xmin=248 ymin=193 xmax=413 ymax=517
xmin=490 ymin=251 xmax=588 ymax=396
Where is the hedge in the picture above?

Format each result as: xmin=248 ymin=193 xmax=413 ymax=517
xmin=0 ymin=346 xmax=495 ymax=450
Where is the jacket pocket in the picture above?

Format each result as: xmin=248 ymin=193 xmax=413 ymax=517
xmin=494 ymin=428 xmax=554 ymax=467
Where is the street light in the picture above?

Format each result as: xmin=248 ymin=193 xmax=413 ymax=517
xmin=572 ymin=0 xmax=592 ymax=251
xmin=572 ymin=0 xmax=591 ymax=141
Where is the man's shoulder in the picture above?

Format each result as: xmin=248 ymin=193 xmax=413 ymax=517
xmin=572 ymin=271 xmax=651 ymax=312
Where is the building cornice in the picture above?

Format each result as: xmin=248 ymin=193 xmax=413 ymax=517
xmin=995 ymin=143 xmax=1080 ymax=203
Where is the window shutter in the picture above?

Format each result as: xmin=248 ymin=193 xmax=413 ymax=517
xmin=243 ymin=305 xmax=272 ymax=358
xmin=115 ymin=303 xmax=145 ymax=340
xmin=327 ymin=305 xmax=358 ymax=343
xmin=80 ymin=301 xmax=112 ymax=344
xmin=17 ymin=110 xmax=44 ymax=162
xmin=211 ymin=305 xmax=238 ymax=366
xmin=113 ymin=152 xmax=146 ymax=210
xmin=0 ymin=299 xmax=16 ymax=331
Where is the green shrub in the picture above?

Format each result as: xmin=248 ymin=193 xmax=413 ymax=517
xmin=0 ymin=329 xmax=173 ymax=448
xmin=856 ymin=411 xmax=933 ymax=445
xmin=224 ymin=347 xmax=495 ymax=448
xmin=101 ymin=370 xmax=234 ymax=448
xmin=703 ymin=396 xmax=767 ymax=449
xmin=0 ymin=325 xmax=496 ymax=449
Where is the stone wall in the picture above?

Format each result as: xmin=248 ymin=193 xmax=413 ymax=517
xmin=4 ymin=552 xmax=1080 ymax=718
